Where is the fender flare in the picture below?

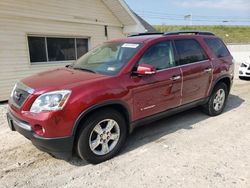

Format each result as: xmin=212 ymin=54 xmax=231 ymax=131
xmin=71 ymin=100 xmax=132 ymax=136
xmin=209 ymin=74 xmax=232 ymax=96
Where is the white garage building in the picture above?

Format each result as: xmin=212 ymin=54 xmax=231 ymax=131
xmin=0 ymin=0 xmax=155 ymax=101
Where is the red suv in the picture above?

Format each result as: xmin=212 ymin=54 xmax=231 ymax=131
xmin=7 ymin=31 xmax=234 ymax=163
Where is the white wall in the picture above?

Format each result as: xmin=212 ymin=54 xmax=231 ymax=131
xmin=0 ymin=0 xmax=126 ymax=101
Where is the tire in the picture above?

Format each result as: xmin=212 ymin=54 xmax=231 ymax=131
xmin=203 ymin=82 xmax=228 ymax=116
xmin=76 ymin=108 xmax=127 ymax=164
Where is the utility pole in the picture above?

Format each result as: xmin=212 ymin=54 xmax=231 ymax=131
xmin=184 ymin=14 xmax=192 ymax=26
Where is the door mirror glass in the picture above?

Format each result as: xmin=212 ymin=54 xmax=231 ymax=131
xmin=136 ymin=63 xmax=156 ymax=75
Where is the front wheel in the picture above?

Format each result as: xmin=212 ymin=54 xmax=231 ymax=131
xmin=76 ymin=109 xmax=127 ymax=164
xmin=203 ymin=82 xmax=228 ymax=116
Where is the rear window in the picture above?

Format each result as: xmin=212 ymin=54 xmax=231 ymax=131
xmin=174 ymin=39 xmax=208 ymax=65
xmin=204 ymin=38 xmax=230 ymax=58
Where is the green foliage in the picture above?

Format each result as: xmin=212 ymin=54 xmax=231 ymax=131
xmin=154 ymin=25 xmax=250 ymax=44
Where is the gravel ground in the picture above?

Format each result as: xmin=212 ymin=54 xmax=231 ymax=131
xmin=0 ymin=67 xmax=250 ymax=188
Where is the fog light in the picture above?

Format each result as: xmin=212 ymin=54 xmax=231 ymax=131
xmin=239 ymin=71 xmax=243 ymax=74
xmin=33 ymin=124 xmax=45 ymax=136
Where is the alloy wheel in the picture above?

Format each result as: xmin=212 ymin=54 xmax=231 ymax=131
xmin=89 ymin=119 xmax=120 ymax=155
xmin=213 ymin=89 xmax=226 ymax=111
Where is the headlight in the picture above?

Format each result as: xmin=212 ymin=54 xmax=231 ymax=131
xmin=30 ymin=90 xmax=71 ymax=113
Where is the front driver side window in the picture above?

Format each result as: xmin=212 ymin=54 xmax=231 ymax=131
xmin=138 ymin=41 xmax=176 ymax=70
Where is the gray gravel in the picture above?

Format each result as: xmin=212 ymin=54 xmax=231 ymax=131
xmin=0 ymin=68 xmax=250 ymax=187
xmin=0 ymin=104 xmax=7 ymax=127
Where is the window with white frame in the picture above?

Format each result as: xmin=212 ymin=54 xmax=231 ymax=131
xmin=27 ymin=36 xmax=88 ymax=63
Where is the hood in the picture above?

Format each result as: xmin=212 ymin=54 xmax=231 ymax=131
xmin=21 ymin=68 xmax=106 ymax=92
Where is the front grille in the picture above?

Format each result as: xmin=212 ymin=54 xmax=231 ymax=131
xmin=12 ymin=88 xmax=30 ymax=107
xmin=9 ymin=82 xmax=34 ymax=108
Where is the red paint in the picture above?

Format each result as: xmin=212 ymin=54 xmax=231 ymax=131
xmin=136 ymin=64 xmax=156 ymax=75
xmin=8 ymin=34 xmax=234 ymax=138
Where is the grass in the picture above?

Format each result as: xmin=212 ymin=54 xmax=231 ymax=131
xmin=154 ymin=25 xmax=250 ymax=44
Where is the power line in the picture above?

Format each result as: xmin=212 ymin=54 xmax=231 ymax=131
xmin=141 ymin=15 xmax=250 ymax=23
xmin=135 ymin=10 xmax=250 ymax=20
xmin=135 ymin=10 xmax=250 ymax=23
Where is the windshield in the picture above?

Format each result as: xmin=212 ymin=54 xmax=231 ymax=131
xmin=73 ymin=42 xmax=142 ymax=75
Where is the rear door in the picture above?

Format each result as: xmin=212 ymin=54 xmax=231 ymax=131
xmin=174 ymin=38 xmax=213 ymax=104
xmin=131 ymin=40 xmax=182 ymax=120
xmin=204 ymin=37 xmax=234 ymax=82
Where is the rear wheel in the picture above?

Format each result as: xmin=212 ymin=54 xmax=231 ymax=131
xmin=203 ymin=82 xmax=228 ymax=116
xmin=76 ymin=109 xmax=127 ymax=164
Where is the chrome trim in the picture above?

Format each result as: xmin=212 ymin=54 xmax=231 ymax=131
xmin=8 ymin=111 xmax=32 ymax=131
xmin=141 ymin=105 xmax=156 ymax=111
xmin=179 ymin=68 xmax=184 ymax=106
xmin=204 ymin=68 xmax=212 ymax=73
xmin=9 ymin=99 xmax=19 ymax=109
xmin=156 ymin=59 xmax=210 ymax=73
xmin=206 ymin=61 xmax=214 ymax=96
xmin=177 ymin=59 xmax=210 ymax=68
xmin=9 ymin=81 xmax=34 ymax=109
xmin=16 ymin=81 xmax=35 ymax=94
xmin=170 ymin=75 xmax=181 ymax=81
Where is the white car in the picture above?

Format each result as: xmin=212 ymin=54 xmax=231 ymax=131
xmin=239 ymin=58 xmax=250 ymax=79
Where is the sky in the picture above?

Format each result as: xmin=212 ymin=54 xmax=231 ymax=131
xmin=125 ymin=0 xmax=250 ymax=25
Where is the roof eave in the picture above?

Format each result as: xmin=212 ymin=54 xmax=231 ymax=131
xmin=102 ymin=0 xmax=147 ymax=34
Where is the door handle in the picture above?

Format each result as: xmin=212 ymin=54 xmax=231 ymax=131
xmin=204 ymin=68 xmax=212 ymax=73
xmin=170 ymin=75 xmax=181 ymax=81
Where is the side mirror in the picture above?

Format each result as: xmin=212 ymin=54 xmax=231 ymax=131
xmin=136 ymin=64 xmax=156 ymax=75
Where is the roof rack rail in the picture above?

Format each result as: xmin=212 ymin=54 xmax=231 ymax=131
xmin=128 ymin=32 xmax=164 ymax=37
xmin=164 ymin=30 xmax=215 ymax=36
xmin=127 ymin=31 xmax=215 ymax=37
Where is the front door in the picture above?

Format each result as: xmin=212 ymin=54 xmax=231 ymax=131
xmin=130 ymin=41 xmax=182 ymax=120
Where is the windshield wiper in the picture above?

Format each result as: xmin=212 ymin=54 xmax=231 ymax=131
xmin=73 ymin=67 xmax=96 ymax=73
xmin=65 ymin=64 xmax=73 ymax=68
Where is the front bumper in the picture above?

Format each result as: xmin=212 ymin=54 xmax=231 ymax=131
xmin=7 ymin=111 xmax=74 ymax=159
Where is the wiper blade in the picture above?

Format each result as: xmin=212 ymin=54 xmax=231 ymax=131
xmin=65 ymin=64 xmax=73 ymax=68
xmin=73 ymin=67 xmax=96 ymax=73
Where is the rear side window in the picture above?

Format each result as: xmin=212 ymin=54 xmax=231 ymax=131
xmin=174 ymin=39 xmax=208 ymax=65
xmin=204 ymin=38 xmax=230 ymax=58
